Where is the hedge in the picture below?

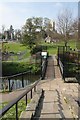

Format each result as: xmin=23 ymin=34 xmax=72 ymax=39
xmin=2 ymin=61 xmax=41 ymax=76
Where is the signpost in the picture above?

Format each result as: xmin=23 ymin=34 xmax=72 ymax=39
xmin=41 ymin=51 xmax=47 ymax=59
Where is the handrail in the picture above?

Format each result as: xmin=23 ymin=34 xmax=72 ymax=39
xmin=0 ymin=71 xmax=31 ymax=79
xmin=0 ymin=58 xmax=48 ymax=91
xmin=0 ymin=55 xmax=48 ymax=119
xmin=0 ymin=78 xmax=41 ymax=119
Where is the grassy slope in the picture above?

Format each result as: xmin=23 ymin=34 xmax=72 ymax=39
xmin=1 ymin=39 xmax=76 ymax=56
xmin=3 ymin=42 xmax=27 ymax=53
xmin=2 ymin=42 xmax=30 ymax=61
xmin=41 ymin=39 xmax=76 ymax=55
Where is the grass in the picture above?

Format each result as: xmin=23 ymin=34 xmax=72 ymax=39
xmin=2 ymin=60 xmax=41 ymax=76
xmin=0 ymin=99 xmax=30 ymax=119
xmin=2 ymin=42 xmax=30 ymax=61
xmin=1 ymin=39 xmax=77 ymax=76
xmin=41 ymin=39 xmax=77 ymax=55
xmin=1 ymin=39 xmax=76 ymax=59
xmin=0 ymin=102 xmax=8 ymax=110
xmin=2 ymin=42 xmax=27 ymax=53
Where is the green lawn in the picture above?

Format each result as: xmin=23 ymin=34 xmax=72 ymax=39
xmin=3 ymin=42 xmax=27 ymax=53
xmin=41 ymin=39 xmax=77 ymax=55
xmin=0 ymin=99 xmax=30 ymax=119
xmin=2 ymin=42 xmax=30 ymax=61
xmin=1 ymin=39 xmax=77 ymax=61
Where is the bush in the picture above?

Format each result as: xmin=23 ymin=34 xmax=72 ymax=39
xmin=31 ymin=45 xmax=42 ymax=54
xmin=2 ymin=61 xmax=30 ymax=76
xmin=2 ymin=61 xmax=41 ymax=76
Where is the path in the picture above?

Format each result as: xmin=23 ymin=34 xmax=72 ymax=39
xmin=45 ymin=56 xmax=55 ymax=80
xmin=35 ymin=55 xmax=79 ymax=119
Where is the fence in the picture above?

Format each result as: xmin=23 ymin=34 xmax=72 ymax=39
xmin=57 ymin=45 xmax=80 ymax=83
xmin=0 ymin=71 xmax=31 ymax=92
xmin=0 ymin=53 xmax=48 ymax=119
xmin=0 ymin=79 xmax=41 ymax=120
xmin=1 ymin=51 xmax=48 ymax=92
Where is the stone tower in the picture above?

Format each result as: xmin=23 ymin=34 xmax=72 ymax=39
xmin=10 ymin=25 xmax=14 ymax=40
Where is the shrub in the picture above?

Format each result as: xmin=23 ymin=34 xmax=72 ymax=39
xmin=2 ymin=61 xmax=41 ymax=76
xmin=31 ymin=45 xmax=42 ymax=54
xmin=2 ymin=61 xmax=30 ymax=76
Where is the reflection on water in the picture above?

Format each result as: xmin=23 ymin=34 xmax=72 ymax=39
xmin=0 ymin=74 xmax=40 ymax=91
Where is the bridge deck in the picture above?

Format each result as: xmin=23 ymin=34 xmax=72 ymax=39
xmin=35 ymin=55 xmax=79 ymax=119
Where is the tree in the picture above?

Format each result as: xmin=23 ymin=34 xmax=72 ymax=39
xmin=33 ymin=17 xmax=43 ymax=29
xmin=15 ymin=29 xmax=22 ymax=41
xmin=44 ymin=18 xmax=53 ymax=34
xmin=22 ymin=17 xmax=42 ymax=52
xmin=22 ymin=17 xmax=55 ymax=52
xmin=57 ymin=8 xmax=73 ymax=45
xmin=72 ymin=18 xmax=78 ymax=31
xmin=71 ymin=18 xmax=78 ymax=39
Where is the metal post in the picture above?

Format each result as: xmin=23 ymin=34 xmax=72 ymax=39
xmin=26 ymin=94 xmax=27 ymax=105
xmin=57 ymin=47 xmax=59 ymax=66
xmin=40 ymin=53 xmax=42 ymax=78
xmin=34 ymin=86 xmax=36 ymax=92
xmin=8 ymin=78 xmax=11 ymax=92
xmin=16 ymin=102 xmax=18 ymax=120
xmin=78 ymin=51 xmax=80 ymax=83
xmin=63 ymin=47 xmax=65 ymax=81
xmin=22 ymin=74 xmax=24 ymax=87
xmin=35 ymin=55 xmax=37 ymax=74
xmin=31 ymin=89 xmax=32 ymax=99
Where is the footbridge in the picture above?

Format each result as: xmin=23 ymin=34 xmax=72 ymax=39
xmin=0 ymin=55 xmax=79 ymax=119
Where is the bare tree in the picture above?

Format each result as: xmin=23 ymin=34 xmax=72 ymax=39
xmin=72 ymin=18 xmax=78 ymax=31
xmin=57 ymin=8 xmax=73 ymax=45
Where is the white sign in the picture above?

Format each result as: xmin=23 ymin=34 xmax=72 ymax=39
xmin=41 ymin=52 xmax=47 ymax=56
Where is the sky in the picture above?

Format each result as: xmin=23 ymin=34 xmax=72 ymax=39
xmin=0 ymin=1 xmax=79 ymax=32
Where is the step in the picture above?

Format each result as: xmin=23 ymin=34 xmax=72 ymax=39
xmin=19 ymin=89 xmax=43 ymax=119
xmin=19 ymin=111 xmax=34 ymax=120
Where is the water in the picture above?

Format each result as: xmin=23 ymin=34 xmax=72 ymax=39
xmin=0 ymin=74 xmax=40 ymax=91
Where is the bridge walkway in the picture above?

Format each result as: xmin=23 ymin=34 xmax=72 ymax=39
xmin=35 ymin=55 xmax=79 ymax=119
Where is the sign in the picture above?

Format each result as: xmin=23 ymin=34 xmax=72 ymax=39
xmin=41 ymin=52 xmax=47 ymax=56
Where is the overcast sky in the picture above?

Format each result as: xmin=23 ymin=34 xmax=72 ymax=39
xmin=0 ymin=1 xmax=78 ymax=31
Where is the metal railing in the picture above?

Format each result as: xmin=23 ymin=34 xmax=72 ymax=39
xmin=0 ymin=78 xmax=41 ymax=120
xmin=57 ymin=46 xmax=80 ymax=82
xmin=0 ymin=56 xmax=48 ymax=119
xmin=1 ymin=51 xmax=48 ymax=92
xmin=0 ymin=71 xmax=31 ymax=92
xmin=0 ymin=48 xmax=49 ymax=119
